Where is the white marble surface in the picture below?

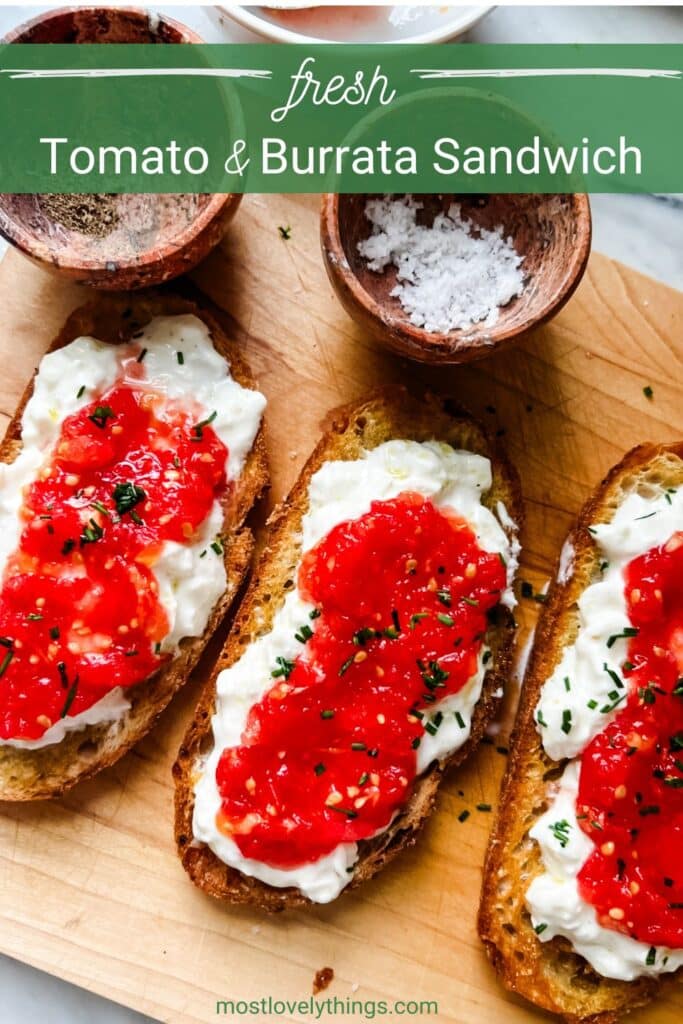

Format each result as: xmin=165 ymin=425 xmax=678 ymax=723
xmin=0 ymin=6 xmax=681 ymax=1024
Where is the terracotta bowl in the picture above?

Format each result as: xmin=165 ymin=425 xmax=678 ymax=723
xmin=0 ymin=7 xmax=242 ymax=291
xmin=320 ymin=193 xmax=592 ymax=365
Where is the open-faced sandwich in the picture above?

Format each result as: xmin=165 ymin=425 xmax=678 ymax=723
xmin=175 ymin=390 xmax=522 ymax=908
xmin=479 ymin=441 xmax=683 ymax=1022
xmin=0 ymin=294 xmax=267 ymax=800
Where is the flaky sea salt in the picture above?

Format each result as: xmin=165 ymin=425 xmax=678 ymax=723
xmin=358 ymin=196 xmax=526 ymax=334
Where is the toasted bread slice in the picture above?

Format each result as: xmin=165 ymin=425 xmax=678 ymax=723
xmin=174 ymin=389 xmax=522 ymax=910
xmin=0 ymin=293 xmax=268 ymax=801
xmin=478 ymin=441 xmax=683 ymax=1024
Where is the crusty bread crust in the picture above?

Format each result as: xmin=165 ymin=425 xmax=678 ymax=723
xmin=174 ymin=389 xmax=523 ymax=910
xmin=0 ymin=293 xmax=268 ymax=801
xmin=478 ymin=442 xmax=683 ymax=1024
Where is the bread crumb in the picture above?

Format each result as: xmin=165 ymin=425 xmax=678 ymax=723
xmin=351 ymin=982 xmax=360 ymax=993
xmin=313 ymin=966 xmax=334 ymax=994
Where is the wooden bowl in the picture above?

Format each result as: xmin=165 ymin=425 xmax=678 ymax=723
xmin=0 ymin=7 xmax=242 ymax=291
xmin=321 ymin=193 xmax=592 ymax=365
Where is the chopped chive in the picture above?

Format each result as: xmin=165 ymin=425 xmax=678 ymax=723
xmin=49 ymin=626 xmax=60 ymax=640
xmin=563 ymin=676 xmax=571 ymax=692
xmin=295 ymin=624 xmax=313 ymax=644
xmin=351 ymin=742 xmax=366 ymax=751
xmin=646 ymin=946 xmax=656 ymax=966
xmin=437 ymin=588 xmax=452 ymax=607
xmin=521 ymin=581 xmax=533 ymax=599
xmin=603 ymin=663 xmax=624 ymax=689
xmin=339 ymin=655 xmax=354 ymax=676
xmin=358 ymin=772 xmax=369 ymax=786
xmin=476 ymin=803 xmax=492 ymax=812
xmin=0 ymin=649 xmax=13 ymax=677
xmin=80 ymin=518 xmax=104 ymax=546
xmin=176 ymin=351 xmax=184 ymax=365
xmin=309 ymin=608 xmax=321 ymax=620
xmin=136 ymin=347 xmax=147 ymax=363
xmin=90 ymin=500 xmax=110 ymax=517
xmin=61 ymin=538 xmax=76 ymax=555
xmin=536 ymin=709 xmax=547 ymax=728
xmin=549 ymin=819 xmax=571 ymax=848
xmin=60 ymin=680 xmax=79 ymax=719
xmin=421 ymin=660 xmax=449 ymax=690
xmin=112 ymin=481 xmax=146 ymax=518
xmin=211 ymin=539 xmax=224 ymax=556
xmin=409 ymin=612 xmax=429 ymax=630
xmin=587 ymin=699 xmax=598 ymax=710
xmin=193 ymin=410 xmax=217 ymax=438
xmin=271 ymin=656 xmax=294 ymax=680
xmin=88 ymin=405 xmax=116 ymax=429
xmin=328 ymin=805 xmax=358 ymax=819
xmin=26 ymin=613 xmax=43 ymax=622
xmin=353 ymin=627 xmax=378 ymax=646
xmin=454 ymin=711 xmax=465 ymax=728
xmin=411 ymin=736 xmax=421 ymax=749
xmin=76 ymin=385 xmax=86 ymax=398
xmin=125 ymin=649 xmax=139 ymax=657
xmin=314 ymin=762 xmax=326 ymax=776
xmin=278 ymin=225 xmax=292 ymax=240
xmin=437 ymin=613 xmax=454 ymax=627
xmin=458 ymin=809 xmax=470 ymax=823
xmin=462 ymin=596 xmax=479 ymax=607
xmin=534 ymin=923 xmax=548 ymax=935
xmin=606 ymin=627 xmax=639 ymax=649
xmin=561 ymin=709 xmax=572 ymax=735
xmin=320 ymin=709 xmax=335 ymax=720
xmin=643 ymin=386 xmax=653 ymax=400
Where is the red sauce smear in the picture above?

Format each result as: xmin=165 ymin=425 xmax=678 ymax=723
xmin=215 ymin=493 xmax=506 ymax=868
xmin=577 ymin=531 xmax=683 ymax=948
xmin=0 ymin=372 xmax=227 ymax=742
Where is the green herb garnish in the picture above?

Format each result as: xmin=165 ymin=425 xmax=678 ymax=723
xmin=550 ymin=819 xmax=571 ymax=848
xmin=112 ymin=481 xmax=146 ymax=518
xmin=60 ymin=680 xmax=79 ymax=718
xmin=88 ymin=405 xmax=116 ymax=429
xmin=192 ymin=410 xmax=217 ymax=439
xmin=80 ymin=518 xmax=104 ymax=545
xmin=271 ymin=656 xmax=294 ymax=680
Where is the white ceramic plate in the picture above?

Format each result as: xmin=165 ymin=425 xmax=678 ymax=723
xmin=219 ymin=5 xmax=494 ymax=44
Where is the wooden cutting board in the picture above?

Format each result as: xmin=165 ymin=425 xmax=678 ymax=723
xmin=0 ymin=194 xmax=681 ymax=1024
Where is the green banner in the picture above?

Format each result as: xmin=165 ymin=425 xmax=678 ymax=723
xmin=0 ymin=43 xmax=681 ymax=192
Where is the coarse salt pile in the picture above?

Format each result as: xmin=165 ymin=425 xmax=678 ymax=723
xmin=358 ymin=195 xmax=526 ymax=334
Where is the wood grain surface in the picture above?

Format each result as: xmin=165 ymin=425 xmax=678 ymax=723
xmin=0 ymin=194 xmax=681 ymax=1024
